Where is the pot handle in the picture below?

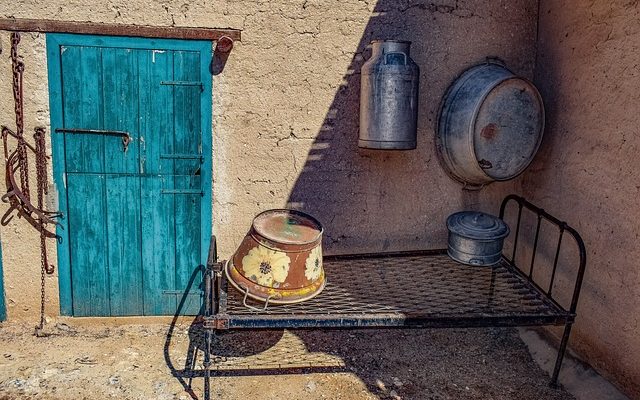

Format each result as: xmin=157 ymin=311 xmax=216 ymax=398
xmin=485 ymin=56 xmax=507 ymax=67
xmin=385 ymin=52 xmax=407 ymax=65
xmin=239 ymin=283 xmax=280 ymax=312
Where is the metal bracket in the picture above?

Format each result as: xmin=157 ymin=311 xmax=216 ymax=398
xmin=212 ymin=314 xmax=229 ymax=330
xmin=162 ymin=290 xmax=201 ymax=296
xmin=212 ymin=261 xmax=224 ymax=275
xmin=161 ymin=189 xmax=204 ymax=196
xmin=160 ymin=153 xmax=204 ymax=163
xmin=160 ymin=80 xmax=204 ymax=92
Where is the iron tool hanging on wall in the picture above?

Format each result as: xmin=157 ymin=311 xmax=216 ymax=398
xmin=1 ymin=33 xmax=62 ymax=333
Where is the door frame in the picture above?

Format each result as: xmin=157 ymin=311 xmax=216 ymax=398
xmin=46 ymin=34 xmax=213 ymax=316
xmin=0 ymin=241 xmax=5 ymax=321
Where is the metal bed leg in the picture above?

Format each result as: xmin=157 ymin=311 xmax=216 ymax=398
xmin=203 ymin=326 xmax=212 ymax=400
xmin=551 ymin=323 xmax=573 ymax=387
xmin=203 ymin=235 xmax=218 ymax=400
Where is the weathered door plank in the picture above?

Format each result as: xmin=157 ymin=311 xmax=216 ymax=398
xmin=172 ymin=50 xmax=203 ymax=314
xmin=67 ymin=174 xmax=110 ymax=316
xmin=173 ymin=51 xmax=202 ymax=177
xmin=141 ymin=176 xmax=177 ymax=315
xmin=101 ymin=48 xmax=140 ymax=173
xmin=61 ymin=46 xmax=104 ymax=174
xmin=172 ymin=176 xmax=203 ymax=314
xmin=138 ymin=49 xmax=174 ymax=175
xmin=105 ymin=175 xmax=144 ymax=315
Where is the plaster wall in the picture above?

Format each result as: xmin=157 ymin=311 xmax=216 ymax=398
xmin=529 ymin=1 xmax=640 ymax=397
xmin=0 ymin=0 xmax=536 ymax=321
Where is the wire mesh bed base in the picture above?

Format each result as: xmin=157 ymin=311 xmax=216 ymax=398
xmin=205 ymin=252 xmax=572 ymax=330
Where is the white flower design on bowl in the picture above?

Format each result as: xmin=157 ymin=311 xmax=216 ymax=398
xmin=304 ymin=246 xmax=322 ymax=282
xmin=241 ymin=246 xmax=291 ymax=287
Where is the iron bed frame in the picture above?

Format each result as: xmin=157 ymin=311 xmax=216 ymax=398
xmin=201 ymin=194 xmax=587 ymax=393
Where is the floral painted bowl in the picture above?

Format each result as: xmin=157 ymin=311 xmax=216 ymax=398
xmin=225 ymin=209 xmax=325 ymax=304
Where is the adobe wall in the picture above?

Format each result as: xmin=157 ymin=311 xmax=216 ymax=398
xmin=0 ymin=1 xmax=535 ymax=321
xmin=529 ymin=1 xmax=640 ymax=397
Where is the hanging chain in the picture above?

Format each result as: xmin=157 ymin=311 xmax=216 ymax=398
xmin=34 ymin=128 xmax=53 ymax=274
xmin=35 ymin=126 xmax=54 ymax=334
xmin=9 ymin=33 xmax=30 ymax=201
xmin=2 ymin=33 xmax=56 ymax=336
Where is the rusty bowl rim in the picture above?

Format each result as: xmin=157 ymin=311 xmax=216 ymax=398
xmin=252 ymin=208 xmax=324 ymax=246
xmin=224 ymin=259 xmax=327 ymax=304
xmin=246 ymin=234 xmax=321 ymax=253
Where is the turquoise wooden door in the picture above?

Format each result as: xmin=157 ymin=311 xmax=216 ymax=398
xmin=47 ymin=35 xmax=212 ymax=316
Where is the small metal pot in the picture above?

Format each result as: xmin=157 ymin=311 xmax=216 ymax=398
xmin=446 ymin=211 xmax=510 ymax=266
xmin=226 ymin=209 xmax=325 ymax=305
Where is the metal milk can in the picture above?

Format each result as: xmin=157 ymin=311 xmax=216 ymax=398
xmin=359 ymin=40 xmax=420 ymax=150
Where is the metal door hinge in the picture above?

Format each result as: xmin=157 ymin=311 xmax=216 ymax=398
xmin=160 ymin=153 xmax=204 ymax=163
xmin=162 ymin=290 xmax=202 ymax=296
xmin=160 ymin=80 xmax=204 ymax=92
xmin=161 ymin=189 xmax=204 ymax=196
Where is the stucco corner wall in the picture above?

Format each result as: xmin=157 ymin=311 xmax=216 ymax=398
xmin=529 ymin=1 xmax=640 ymax=397
xmin=0 ymin=0 xmax=537 ymax=322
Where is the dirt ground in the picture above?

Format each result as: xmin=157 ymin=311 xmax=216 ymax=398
xmin=0 ymin=320 xmax=574 ymax=400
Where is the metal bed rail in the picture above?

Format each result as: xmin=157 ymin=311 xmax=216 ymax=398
xmin=499 ymin=194 xmax=587 ymax=383
xmin=499 ymin=194 xmax=587 ymax=316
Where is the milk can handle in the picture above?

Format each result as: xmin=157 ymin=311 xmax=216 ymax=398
xmin=385 ymin=52 xmax=407 ymax=65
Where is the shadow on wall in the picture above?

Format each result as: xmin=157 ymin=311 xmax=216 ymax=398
xmin=162 ymin=3 xmax=541 ymax=397
xmin=284 ymin=0 xmax=522 ymax=255
xmin=286 ymin=0 xmax=430 ymax=255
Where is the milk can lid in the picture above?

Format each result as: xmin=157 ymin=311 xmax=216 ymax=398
xmin=446 ymin=211 xmax=510 ymax=240
xmin=253 ymin=209 xmax=323 ymax=245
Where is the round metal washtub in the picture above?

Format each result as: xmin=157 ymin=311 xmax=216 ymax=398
xmin=436 ymin=61 xmax=545 ymax=188
xmin=447 ymin=211 xmax=510 ymax=266
xmin=226 ymin=209 xmax=326 ymax=305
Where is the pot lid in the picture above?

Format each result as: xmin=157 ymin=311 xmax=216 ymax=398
xmin=252 ymin=209 xmax=323 ymax=245
xmin=447 ymin=211 xmax=510 ymax=240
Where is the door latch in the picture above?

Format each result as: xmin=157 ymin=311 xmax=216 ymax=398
xmin=55 ymin=128 xmax=132 ymax=152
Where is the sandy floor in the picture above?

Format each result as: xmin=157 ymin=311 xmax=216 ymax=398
xmin=0 ymin=320 xmax=574 ymax=400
